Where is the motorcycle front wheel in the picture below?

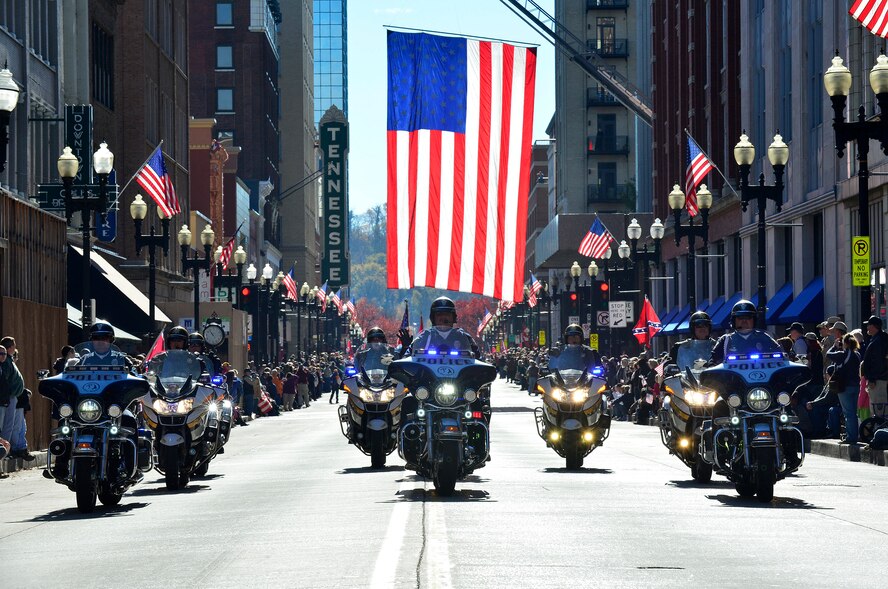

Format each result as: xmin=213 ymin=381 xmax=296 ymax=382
xmin=691 ymin=460 xmax=712 ymax=482
xmin=370 ymin=431 xmax=386 ymax=469
xmin=194 ymin=461 xmax=210 ymax=477
xmin=163 ymin=450 xmax=182 ymax=491
xmin=433 ymin=443 xmax=459 ymax=496
xmin=98 ymin=491 xmax=122 ymax=507
xmin=74 ymin=462 xmax=97 ymax=513
xmin=565 ymin=434 xmax=584 ymax=470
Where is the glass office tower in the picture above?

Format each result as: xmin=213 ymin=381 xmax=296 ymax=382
xmin=314 ymin=0 xmax=348 ymax=126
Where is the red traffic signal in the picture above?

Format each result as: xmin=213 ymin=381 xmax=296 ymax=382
xmin=599 ymin=283 xmax=609 ymax=292
xmin=569 ymin=292 xmax=578 ymax=301
xmin=240 ymin=286 xmax=252 ymax=297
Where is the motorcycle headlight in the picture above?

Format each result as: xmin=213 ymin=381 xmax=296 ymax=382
xmin=435 ymin=383 xmax=458 ymax=406
xmin=108 ymin=404 xmax=122 ymax=418
xmin=152 ymin=398 xmax=194 ymax=414
xmin=746 ymin=388 xmax=772 ymax=412
xmin=464 ymin=389 xmax=478 ymax=402
xmin=77 ymin=399 xmax=102 ymax=422
xmin=727 ymin=394 xmax=742 ymax=408
xmin=570 ymin=389 xmax=589 ymax=403
xmin=415 ymin=387 xmax=430 ymax=400
xmin=549 ymin=388 xmax=567 ymax=403
xmin=777 ymin=392 xmax=791 ymax=407
xmin=59 ymin=404 xmax=74 ymax=418
xmin=379 ymin=389 xmax=396 ymax=403
xmin=359 ymin=389 xmax=375 ymax=403
xmin=686 ymin=390 xmax=717 ymax=406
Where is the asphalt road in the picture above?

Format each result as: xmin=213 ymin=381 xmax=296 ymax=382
xmin=2 ymin=379 xmax=887 ymax=588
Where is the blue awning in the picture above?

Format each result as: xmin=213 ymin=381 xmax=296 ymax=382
xmin=713 ymin=292 xmax=744 ymax=328
xmin=765 ymin=282 xmax=794 ymax=324
xmin=660 ymin=303 xmax=691 ymax=336
xmin=676 ymin=300 xmax=711 ymax=334
xmin=705 ymin=297 xmax=726 ymax=324
xmin=658 ymin=305 xmax=681 ymax=328
xmin=778 ymin=277 xmax=824 ymax=324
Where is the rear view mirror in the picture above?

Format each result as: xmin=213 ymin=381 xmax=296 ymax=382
xmin=36 ymin=369 xmax=50 ymax=379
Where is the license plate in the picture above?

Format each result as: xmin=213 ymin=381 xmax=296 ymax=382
xmin=168 ymin=403 xmax=177 ymax=412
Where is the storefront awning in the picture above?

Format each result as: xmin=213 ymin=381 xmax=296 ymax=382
xmin=765 ymin=282 xmax=795 ymax=325
xmin=777 ymin=277 xmax=824 ymax=324
xmin=657 ymin=306 xmax=681 ymax=330
xmin=68 ymin=245 xmax=172 ymax=337
xmin=659 ymin=303 xmax=691 ymax=336
xmin=67 ymin=304 xmax=142 ymax=342
xmin=713 ymin=292 xmax=743 ymax=328
xmin=705 ymin=297 xmax=726 ymax=325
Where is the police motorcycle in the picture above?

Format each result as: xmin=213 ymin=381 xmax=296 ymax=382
xmin=189 ymin=328 xmax=234 ymax=457
xmin=534 ymin=345 xmax=611 ymax=469
xmin=698 ymin=338 xmax=809 ymax=502
xmin=38 ymin=338 xmax=154 ymax=513
xmin=338 ymin=343 xmax=407 ymax=468
xmin=390 ymin=347 xmax=496 ymax=496
xmin=141 ymin=350 xmax=226 ymax=489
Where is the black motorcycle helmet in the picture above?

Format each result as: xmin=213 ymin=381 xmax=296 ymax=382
xmin=366 ymin=327 xmax=387 ymax=344
xmin=166 ymin=326 xmax=189 ymax=346
xmin=689 ymin=311 xmax=712 ymax=332
xmin=89 ymin=322 xmax=115 ymax=342
xmin=188 ymin=332 xmax=205 ymax=347
xmin=429 ymin=296 xmax=457 ymax=323
xmin=564 ymin=323 xmax=583 ymax=343
xmin=730 ymin=299 xmax=757 ymax=328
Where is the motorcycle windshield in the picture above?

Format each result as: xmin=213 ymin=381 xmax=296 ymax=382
xmin=356 ymin=344 xmax=393 ymax=386
xmin=148 ymin=351 xmax=203 ymax=399
xmin=549 ymin=346 xmax=589 ymax=386
xmin=675 ymin=339 xmax=715 ymax=375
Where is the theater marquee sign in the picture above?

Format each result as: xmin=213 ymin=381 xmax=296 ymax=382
xmin=320 ymin=106 xmax=349 ymax=288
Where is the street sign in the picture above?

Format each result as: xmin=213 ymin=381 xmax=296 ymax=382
xmin=852 ymin=235 xmax=871 ymax=287
xmin=35 ymin=182 xmax=119 ymax=214
xmin=538 ymin=330 xmax=546 ymax=345
xmin=582 ymin=323 xmax=590 ymax=338
xmin=596 ymin=311 xmax=609 ymax=327
xmin=609 ymin=301 xmax=634 ymax=327
xmin=589 ymin=334 xmax=599 ymax=350
xmin=66 ymin=105 xmax=94 ymax=186
xmin=568 ymin=315 xmax=580 ymax=325
xmin=320 ymin=106 xmax=350 ymax=288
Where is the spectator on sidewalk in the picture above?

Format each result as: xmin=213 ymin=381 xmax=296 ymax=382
xmin=862 ymin=315 xmax=888 ymax=417
xmin=0 ymin=337 xmax=34 ymax=461
xmin=241 ymin=368 xmax=260 ymax=418
xmin=296 ymin=364 xmax=311 ymax=408
xmin=282 ymin=370 xmax=297 ymax=411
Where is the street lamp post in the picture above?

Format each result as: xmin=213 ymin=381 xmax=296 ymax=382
xmin=734 ymin=132 xmax=789 ymax=329
xmin=178 ymin=223 xmax=215 ymax=334
xmin=0 ymin=67 xmax=20 ymax=173
xmin=214 ymin=245 xmax=247 ymax=302
xmin=298 ymin=282 xmax=310 ymax=360
xmin=130 ymin=194 xmax=171 ymax=339
xmin=258 ymin=263 xmax=274 ymax=362
xmin=626 ymin=217 xmax=665 ymax=292
xmin=824 ymin=53 xmax=888 ymax=321
xmin=59 ymin=143 xmax=114 ymax=336
xmin=668 ymin=184 xmax=713 ymax=313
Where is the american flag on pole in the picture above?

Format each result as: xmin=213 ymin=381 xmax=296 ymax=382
xmin=578 ymin=217 xmax=615 ymax=259
xmin=136 ymin=145 xmax=180 ymax=218
xmin=400 ymin=300 xmax=410 ymax=330
xmin=851 ymin=0 xmax=888 ymax=37
xmin=282 ymin=267 xmax=299 ymax=300
xmin=218 ymin=221 xmax=244 ymax=270
xmin=528 ymin=273 xmax=542 ymax=307
xmin=316 ymin=281 xmax=328 ymax=312
xmin=654 ymin=359 xmax=667 ymax=379
xmin=331 ymin=289 xmax=344 ymax=315
xmin=386 ymin=32 xmax=537 ymax=301
xmin=346 ymin=298 xmax=357 ymax=318
xmin=685 ymin=135 xmax=714 ymax=217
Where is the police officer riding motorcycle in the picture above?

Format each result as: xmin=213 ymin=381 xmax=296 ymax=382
xmin=699 ymin=300 xmax=809 ymax=501
xmin=658 ymin=311 xmax=717 ymax=481
xmin=534 ymin=324 xmax=610 ymax=469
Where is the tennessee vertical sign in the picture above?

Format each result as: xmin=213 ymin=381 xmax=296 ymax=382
xmin=320 ymin=105 xmax=349 ymax=288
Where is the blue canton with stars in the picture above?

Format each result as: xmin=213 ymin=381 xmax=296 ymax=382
xmin=387 ymin=32 xmax=468 ymax=134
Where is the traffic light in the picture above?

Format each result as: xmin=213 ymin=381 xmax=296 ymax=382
xmin=568 ymin=291 xmax=579 ymax=315
xmin=598 ymin=282 xmax=609 ymax=309
xmin=239 ymin=284 xmax=258 ymax=315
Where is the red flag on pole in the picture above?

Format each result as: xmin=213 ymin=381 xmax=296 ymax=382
xmin=632 ymin=297 xmax=662 ymax=348
xmin=145 ymin=332 xmax=165 ymax=362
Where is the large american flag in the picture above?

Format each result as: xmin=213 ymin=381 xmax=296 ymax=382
xmin=136 ymin=145 xmax=180 ymax=218
xmin=528 ymin=272 xmax=542 ymax=307
xmin=578 ymin=217 xmax=615 ymax=259
xmin=685 ymin=135 xmax=714 ymax=217
xmin=282 ymin=267 xmax=299 ymax=300
xmin=386 ymin=32 xmax=537 ymax=302
xmin=851 ymin=0 xmax=888 ymax=37
xmin=316 ymin=281 xmax=328 ymax=312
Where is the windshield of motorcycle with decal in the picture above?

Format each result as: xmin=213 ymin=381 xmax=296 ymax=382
xmin=676 ymin=340 xmax=715 ymax=374
xmin=356 ymin=344 xmax=394 ymax=386
xmin=148 ymin=351 xmax=203 ymax=392
xmin=549 ymin=346 xmax=592 ymax=387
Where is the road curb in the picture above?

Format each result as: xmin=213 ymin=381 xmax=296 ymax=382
xmin=809 ymin=439 xmax=888 ymax=467
xmin=0 ymin=451 xmax=48 ymax=476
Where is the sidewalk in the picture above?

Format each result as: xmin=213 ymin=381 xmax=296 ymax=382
xmin=808 ymin=438 xmax=888 ymax=467
xmin=0 ymin=451 xmax=47 ymax=476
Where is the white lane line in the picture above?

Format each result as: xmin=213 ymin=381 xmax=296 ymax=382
xmin=369 ymin=480 xmax=413 ymax=589
xmin=425 ymin=499 xmax=453 ymax=589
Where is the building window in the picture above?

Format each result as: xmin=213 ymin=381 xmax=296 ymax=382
xmin=716 ymin=240 xmax=726 ymax=297
xmin=145 ymin=78 xmax=158 ymax=144
xmin=216 ymin=88 xmax=234 ymax=112
xmin=216 ymin=45 xmax=233 ymax=69
xmin=733 ymin=236 xmax=742 ymax=293
xmin=217 ymin=129 xmax=235 ymax=143
xmin=92 ymin=23 xmax=114 ymax=110
xmin=145 ymin=0 xmax=157 ymax=40
xmin=29 ymin=0 xmax=58 ymax=65
xmin=216 ymin=1 xmax=233 ymax=26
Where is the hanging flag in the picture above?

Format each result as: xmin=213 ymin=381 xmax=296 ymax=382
xmin=144 ymin=332 xmax=165 ymax=362
xmin=400 ymin=300 xmax=410 ymax=330
xmin=331 ymin=289 xmax=344 ymax=315
xmin=851 ymin=0 xmax=888 ymax=37
xmin=632 ymin=297 xmax=663 ymax=348
xmin=218 ymin=221 xmax=245 ymax=270
xmin=282 ymin=267 xmax=299 ymax=300
xmin=346 ymin=298 xmax=357 ymax=318
xmin=136 ymin=145 xmax=180 ymax=218
xmin=476 ymin=319 xmax=484 ymax=337
xmin=685 ymin=134 xmax=715 ymax=217
xmin=316 ymin=281 xmax=328 ymax=312
xmin=528 ymin=272 xmax=542 ymax=307
xmin=386 ymin=32 xmax=538 ymax=301
xmin=578 ymin=217 xmax=616 ymax=259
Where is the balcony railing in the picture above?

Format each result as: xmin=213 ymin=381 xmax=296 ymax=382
xmin=587 ymin=135 xmax=630 ymax=155
xmin=587 ymin=38 xmax=629 ymax=58
xmin=587 ymin=184 xmax=631 ymax=203
xmin=587 ymin=86 xmax=620 ymax=106
xmin=587 ymin=0 xmax=629 ymax=9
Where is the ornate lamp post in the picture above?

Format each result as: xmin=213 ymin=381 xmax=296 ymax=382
xmin=0 ymin=67 xmax=20 ymax=173
xmin=668 ymin=183 xmax=713 ymax=312
xmin=297 ymin=281 xmax=310 ymax=360
xmin=214 ymin=245 xmax=246 ymax=302
xmin=734 ymin=133 xmax=789 ymax=328
xmin=824 ymin=53 xmax=888 ymax=321
xmin=178 ymin=223 xmax=215 ymax=333
xmin=130 ymin=194 xmax=171 ymax=339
